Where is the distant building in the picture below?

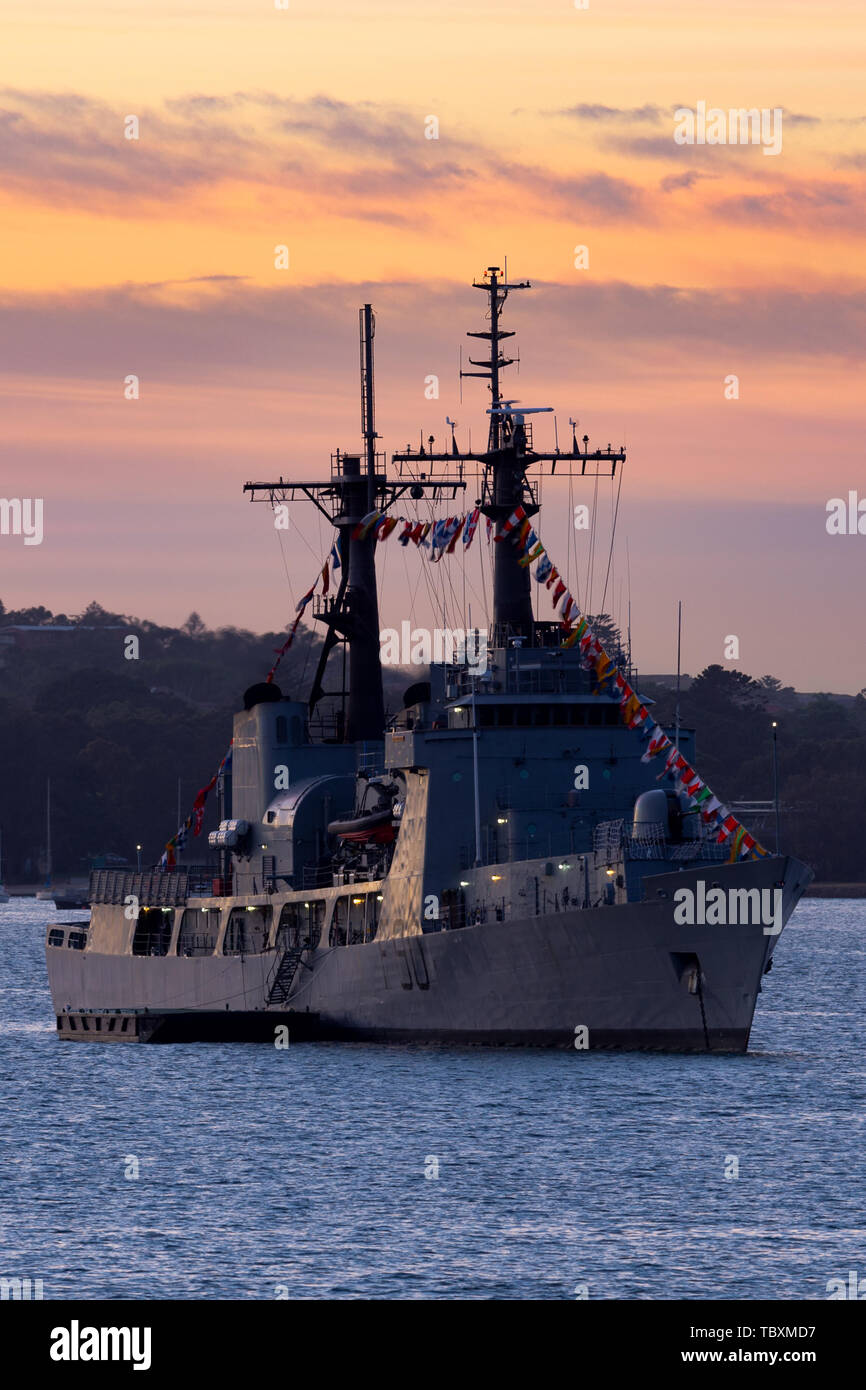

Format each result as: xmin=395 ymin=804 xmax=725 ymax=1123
xmin=641 ymin=674 xmax=693 ymax=691
xmin=0 ymin=624 xmax=126 ymax=649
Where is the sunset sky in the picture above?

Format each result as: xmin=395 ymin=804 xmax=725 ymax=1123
xmin=1 ymin=0 xmax=864 ymax=691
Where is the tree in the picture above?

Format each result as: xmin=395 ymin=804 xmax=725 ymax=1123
xmin=588 ymin=614 xmax=625 ymax=658
xmin=1 ymin=604 xmax=54 ymax=627
xmin=181 ymin=612 xmax=208 ymax=637
xmin=689 ymin=665 xmax=766 ymax=711
xmin=757 ymin=673 xmax=798 ymax=710
xmin=78 ymin=601 xmax=121 ymax=627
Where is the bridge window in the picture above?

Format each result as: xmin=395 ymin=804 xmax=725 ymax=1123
xmin=277 ymin=900 xmax=325 ymax=952
xmin=330 ymin=894 xmax=379 ymax=947
xmin=440 ymin=888 xmax=466 ymax=931
xmin=132 ymin=908 xmax=173 ymax=957
xmin=177 ymin=907 xmax=220 ymax=957
xmin=67 ymin=931 xmax=87 ymax=951
xmin=223 ymin=906 xmax=271 ymax=955
xmin=275 ymin=715 xmax=288 ymax=744
xmin=48 ymin=928 xmax=65 ymax=948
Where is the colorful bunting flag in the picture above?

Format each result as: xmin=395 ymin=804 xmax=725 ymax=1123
xmin=161 ymin=741 xmax=233 ymax=868
xmin=495 ymin=506 xmax=527 ymax=541
xmin=247 ymin=505 xmax=768 ymax=862
xmin=716 ymin=814 xmax=739 ymax=843
xmin=519 ymin=541 xmax=545 ymax=568
xmin=352 ymin=509 xmax=384 ymax=540
xmin=446 ymin=517 xmax=466 ymax=553
xmin=463 ymin=508 xmax=480 ymax=548
xmin=622 ymin=693 xmax=642 ymax=725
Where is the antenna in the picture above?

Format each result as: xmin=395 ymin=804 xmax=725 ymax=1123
xmin=675 ymin=600 xmax=682 ymax=751
xmin=463 ymin=265 xmax=530 ymax=450
xmin=626 ymin=538 xmax=632 ymax=676
xmin=359 ymin=305 xmax=377 ymax=512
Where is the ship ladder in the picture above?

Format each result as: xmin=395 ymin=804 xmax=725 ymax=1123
xmin=266 ymin=944 xmax=307 ymax=1007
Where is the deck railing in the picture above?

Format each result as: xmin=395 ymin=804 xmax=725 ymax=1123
xmin=593 ymin=820 xmax=731 ymax=864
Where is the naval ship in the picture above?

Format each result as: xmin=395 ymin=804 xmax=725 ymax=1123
xmin=45 ymin=267 xmax=812 ymax=1048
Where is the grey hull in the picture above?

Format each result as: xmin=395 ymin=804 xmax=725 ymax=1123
xmin=47 ymin=856 xmax=810 ymax=1051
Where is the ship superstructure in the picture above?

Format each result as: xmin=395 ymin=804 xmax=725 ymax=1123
xmin=45 ymin=269 xmax=813 ymax=1047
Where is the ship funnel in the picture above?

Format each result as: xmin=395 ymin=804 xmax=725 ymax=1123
xmin=243 ymin=682 xmax=283 ymax=711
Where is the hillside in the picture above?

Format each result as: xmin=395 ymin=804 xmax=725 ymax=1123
xmin=1 ymin=601 xmax=863 ymax=881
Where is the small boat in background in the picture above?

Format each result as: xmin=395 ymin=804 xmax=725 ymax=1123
xmin=52 ymin=888 xmax=90 ymax=910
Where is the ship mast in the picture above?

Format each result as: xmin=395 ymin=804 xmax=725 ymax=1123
xmin=244 ymin=304 xmax=465 ymax=744
xmin=394 ymin=264 xmax=625 ymax=641
xmin=463 ymin=265 xmax=527 ymax=452
xmin=337 ymin=306 xmax=385 ymax=741
xmin=360 ymin=304 xmax=377 ymax=512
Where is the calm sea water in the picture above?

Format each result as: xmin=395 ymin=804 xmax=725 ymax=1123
xmin=0 ymin=897 xmax=863 ymax=1301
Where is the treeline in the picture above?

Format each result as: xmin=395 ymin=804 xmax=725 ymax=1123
xmin=0 ymin=601 xmax=403 ymax=880
xmin=1 ymin=602 xmax=863 ymax=881
xmin=640 ymin=666 xmax=866 ymax=882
